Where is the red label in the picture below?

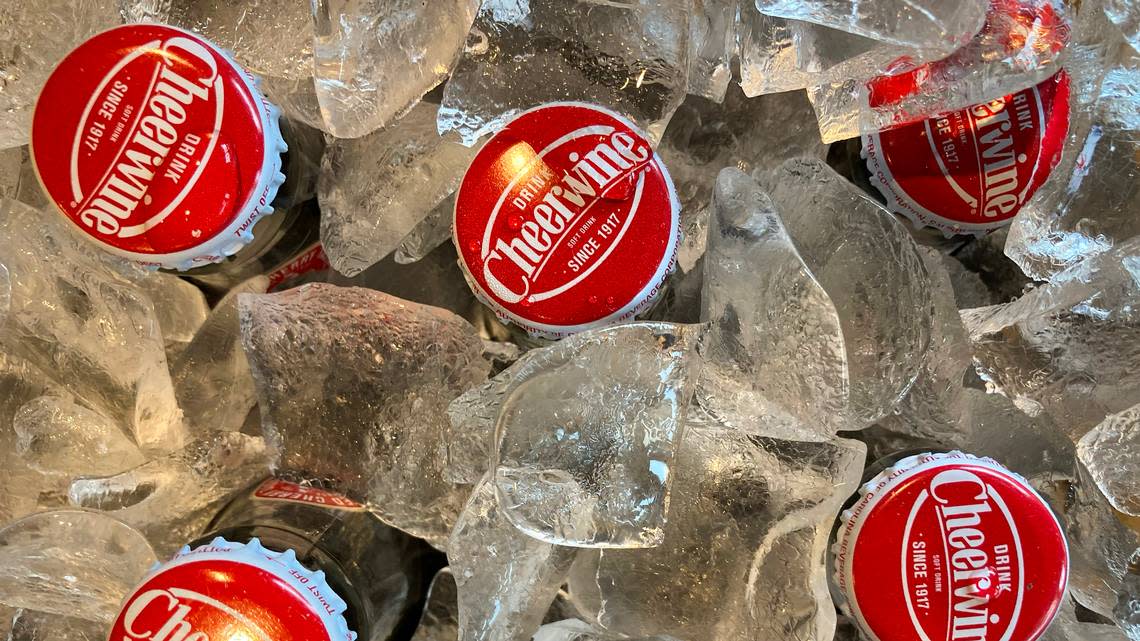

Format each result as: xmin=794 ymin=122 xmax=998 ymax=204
xmin=253 ymin=478 xmax=363 ymax=510
xmin=864 ymin=72 xmax=1070 ymax=235
xmin=835 ymin=454 xmax=1068 ymax=641
xmin=109 ymin=557 xmax=341 ymax=641
xmin=31 ymin=24 xmax=274 ymax=261
xmin=267 ymin=243 xmax=330 ymax=291
xmin=453 ymin=103 xmax=679 ymax=337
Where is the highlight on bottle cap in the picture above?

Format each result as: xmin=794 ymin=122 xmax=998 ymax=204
xmin=863 ymin=71 xmax=1070 ymax=237
xmin=31 ymin=23 xmax=287 ymax=270
xmin=109 ymin=537 xmax=355 ymax=641
xmin=833 ymin=451 xmax=1068 ymax=641
xmin=453 ymin=102 xmax=680 ymax=339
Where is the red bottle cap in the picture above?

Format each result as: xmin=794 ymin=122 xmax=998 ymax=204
xmin=109 ymin=537 xmax=355 ymax=641
xmin=833 ymin=452 xmax=1068 ymax=641
xmin=30 ymin=24 xmax=286 ymax=270
xmin=453 ymin=102 xmax=680 ymax=339
xmin=863 ymin=71 xmax=1070 ymax=236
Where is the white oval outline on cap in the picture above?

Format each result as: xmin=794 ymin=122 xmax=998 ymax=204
xmin=453 ymin=101 xmax=680 ymax=338
xmin=30 ymin=23 xmax=284 ymax=271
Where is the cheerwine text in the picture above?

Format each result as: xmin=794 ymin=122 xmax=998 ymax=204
xmin=78 ymin=36 xmax=219 ymax=237
xmin=928 ymin=469 xmax=1017 ymax=641
xmin=482 ymin=129 xmax=652 ymax=303
xmin=968 ymin=90 xmax=1037 ymax=220
xmin=119 ymin=586 xmax=272 ymax=641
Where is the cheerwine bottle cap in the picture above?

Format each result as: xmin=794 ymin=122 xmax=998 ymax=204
xmin=109 ymin=537 xmax=356 ymax=641
xmin=453 ymin=102 xmax=680 ymax=339
xmin=30 ymin=23 xmax=287 ymax=271
xmin=862 ymin=71 xmax=1070 ymax=237
xmin=833 ymin=451 xmax=1069 ymax=641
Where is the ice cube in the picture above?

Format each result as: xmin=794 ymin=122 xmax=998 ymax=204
xmin=120 ymin=0 xmax=313 ymax=81
xmin=964 ymin=237 xmax=1140 ymax=442
xmin=437 ymin=0 xmax=691 ymax=146
xmin=8 ymin=609 xmax=108 ymax=641
xmin=0 ymin=510 xmax=156 ymax=622
xmin=0 ymin=200 xmax=185 ymax=452
xmin=0 ymin=147 xmax=47 ymax=209
xmin=696 ymin=168 xmax=848 ymax=440
xmin=1064 ymin=456 xmax=1140 ymax=618
xmin=759 ymin=159 xmax=933 ymax=428
xmin=133 ymin=272 xmax=209 ymax=361
xmin=1078 ymin=404 xmax=1140 ymax=517
xmin=566 ymin=423 xmax=865 ymax=640
xmin=319 ymin=102 xmax=476 ymax=277
xmin=1117 ymin=562 xmax=1140 ymax=640
xmin=411 ymin=569 xmax=459 ymax=641
xmin=0 ymin=3 xmax=120 ymax=149
xmin=172 ymin=276 xmax=269 ymax=434
xmin=687 ymin=0 xmax=736 ymax=102
xmin=68 ymin=432 xmax=271 ymax=556
xmin=395 ymin=195 xmax=458 ymax=265
xmin=495 ymin=322 xmax=702 ymax=548
xmin=239 ymin=284 xmax=489 ymax=547
xmin=1042 ymin=597 xmax=1131 ymax=641
xmin=1006 ymin=51 xmax=1140 ymax=281
xmin=809 ymin=0 xmax=1080 ymax=142
xmin=309 ymin=0 xmax=478 ymax=138
xmin=1104 ymin=0 xmax=1140 ymax=54
xmin=754 ymin=0 xmax=986 ymax=50
xmin=13 ymin=396 xmax=145 ymax=477
xmin=449 ymin=478 xmax=578 ymax=641
xmin=532 ymin=619 xmax=678 ymax=641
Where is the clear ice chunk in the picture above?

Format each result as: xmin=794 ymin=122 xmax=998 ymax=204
xmin=133 ymin=272 xmax=209 ymax=361
xmin=395 ymin=195 xmax=458 ymax=265
xmin=1104 ymin=0 xmax=1140 ymax=53
xmin=14 ymin=396 xmax=145 ymax=477
xmin=1078 ymin=404 xmax=1140 ymax=517
xmin=240 ymin=284 xmax=489 ymax=547
xmin=753 ymin=0 xmax=987 ymax=50
xmin=320 ymin=102 xmax=476 ymax=277
xmin=9 ymin=609 xmax=108 ymax=640
xmin=0 ymin=200 xmax=185 ymax=453
xmin=964 ymin=237 xmax=1140 ymax=442
xmin=309 ymin=0 xmax=479 ymax=138
xmin=410 ymin=569 xmax=459 ymax=641
xmin=687 ymin=0 xmax=736 ymax=102
xmin=533 ymin=619 xmax=679 ymax=641
xmin=697 ymin=168 xmax=848 ymax=440
xmin=449 ymin=478 xmax=578 ymax=641
xmin=759 ymin=159 xmax=933 ymax=428
xmin=1005 ymin=49 xmax=1140 ymax=281
xmin=0 ymin=147 xmax=48 ymax=209
xmin=68 ymin=432 xmax=271 ymax=556
xmin=566 ymin=423 xmax=865 ymax=640
xmin=808 ymin=0 xmax=1080 ymax=142
xmin=172 ymin=276 xmax=269 ymax=434
xmin=0 ymin=2 xmax=120 ymax=149
xmin=120 ymin=0 xmax=313 ymax=81
xmin=1042 ymin=597 xmax=1131 ymax=641
xmin=495 ymin=322 xmax=703 ymax=548
xmin=437 ymin=0 xmax=691 ymax=146
xmin=0 ymin=510 xmax=156 ymax=623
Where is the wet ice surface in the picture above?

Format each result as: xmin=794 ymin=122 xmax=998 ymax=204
xmin=759 ymin=159 xmax=932 ymax=428
xmin=172 ymin=276 xmax=269 ymax=434
xmin=809 ymin=0 xmax=1080 ymax=142
xmin=566 ymin=422 xmax=865 ymax=640
xmin=495 ymin=323 xmax=702 ymax=548
xmin=0 ymin=2 xmax=119 ymax=149
xmin=1078 ymin=404 xmax=1140 ymax=517
xmin=437 ymin=0 xmax=691 ymax=146
xmin=310 ymin=0 xmax=478 ymax=138
xmin=319 ymin=103 xmax=476 ymax=276
xmin=0 ymin=510 xmax=156 ymax=623
xmin=686 ymin=0 xmax=735 ymax=101
xmin=753 ymin=0 xmax=986 ymax=50
xmin=0 ymin=200 xmax=185 ymax=453
xmin=67 ymin=432 xmax=271 ymax=556
xmin=13 ymin=396 xmax=145 ymax=477
xmin=964 ymin=238 xmax=1140 ymax=442
xmin=449 ymin=478 xmax=577 ymax=641
xmin=240 ymin=284 xmax=489 ymax=547
xmin=1006 ymin=50 xmax=1140 ymax=281
xmin=120 ymin=0 xmax=313 ymax=80
xmin=133 ymin=273 xmax=209 ymax=362
xmin=697 ymin=168 xmax=848 ymax=440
